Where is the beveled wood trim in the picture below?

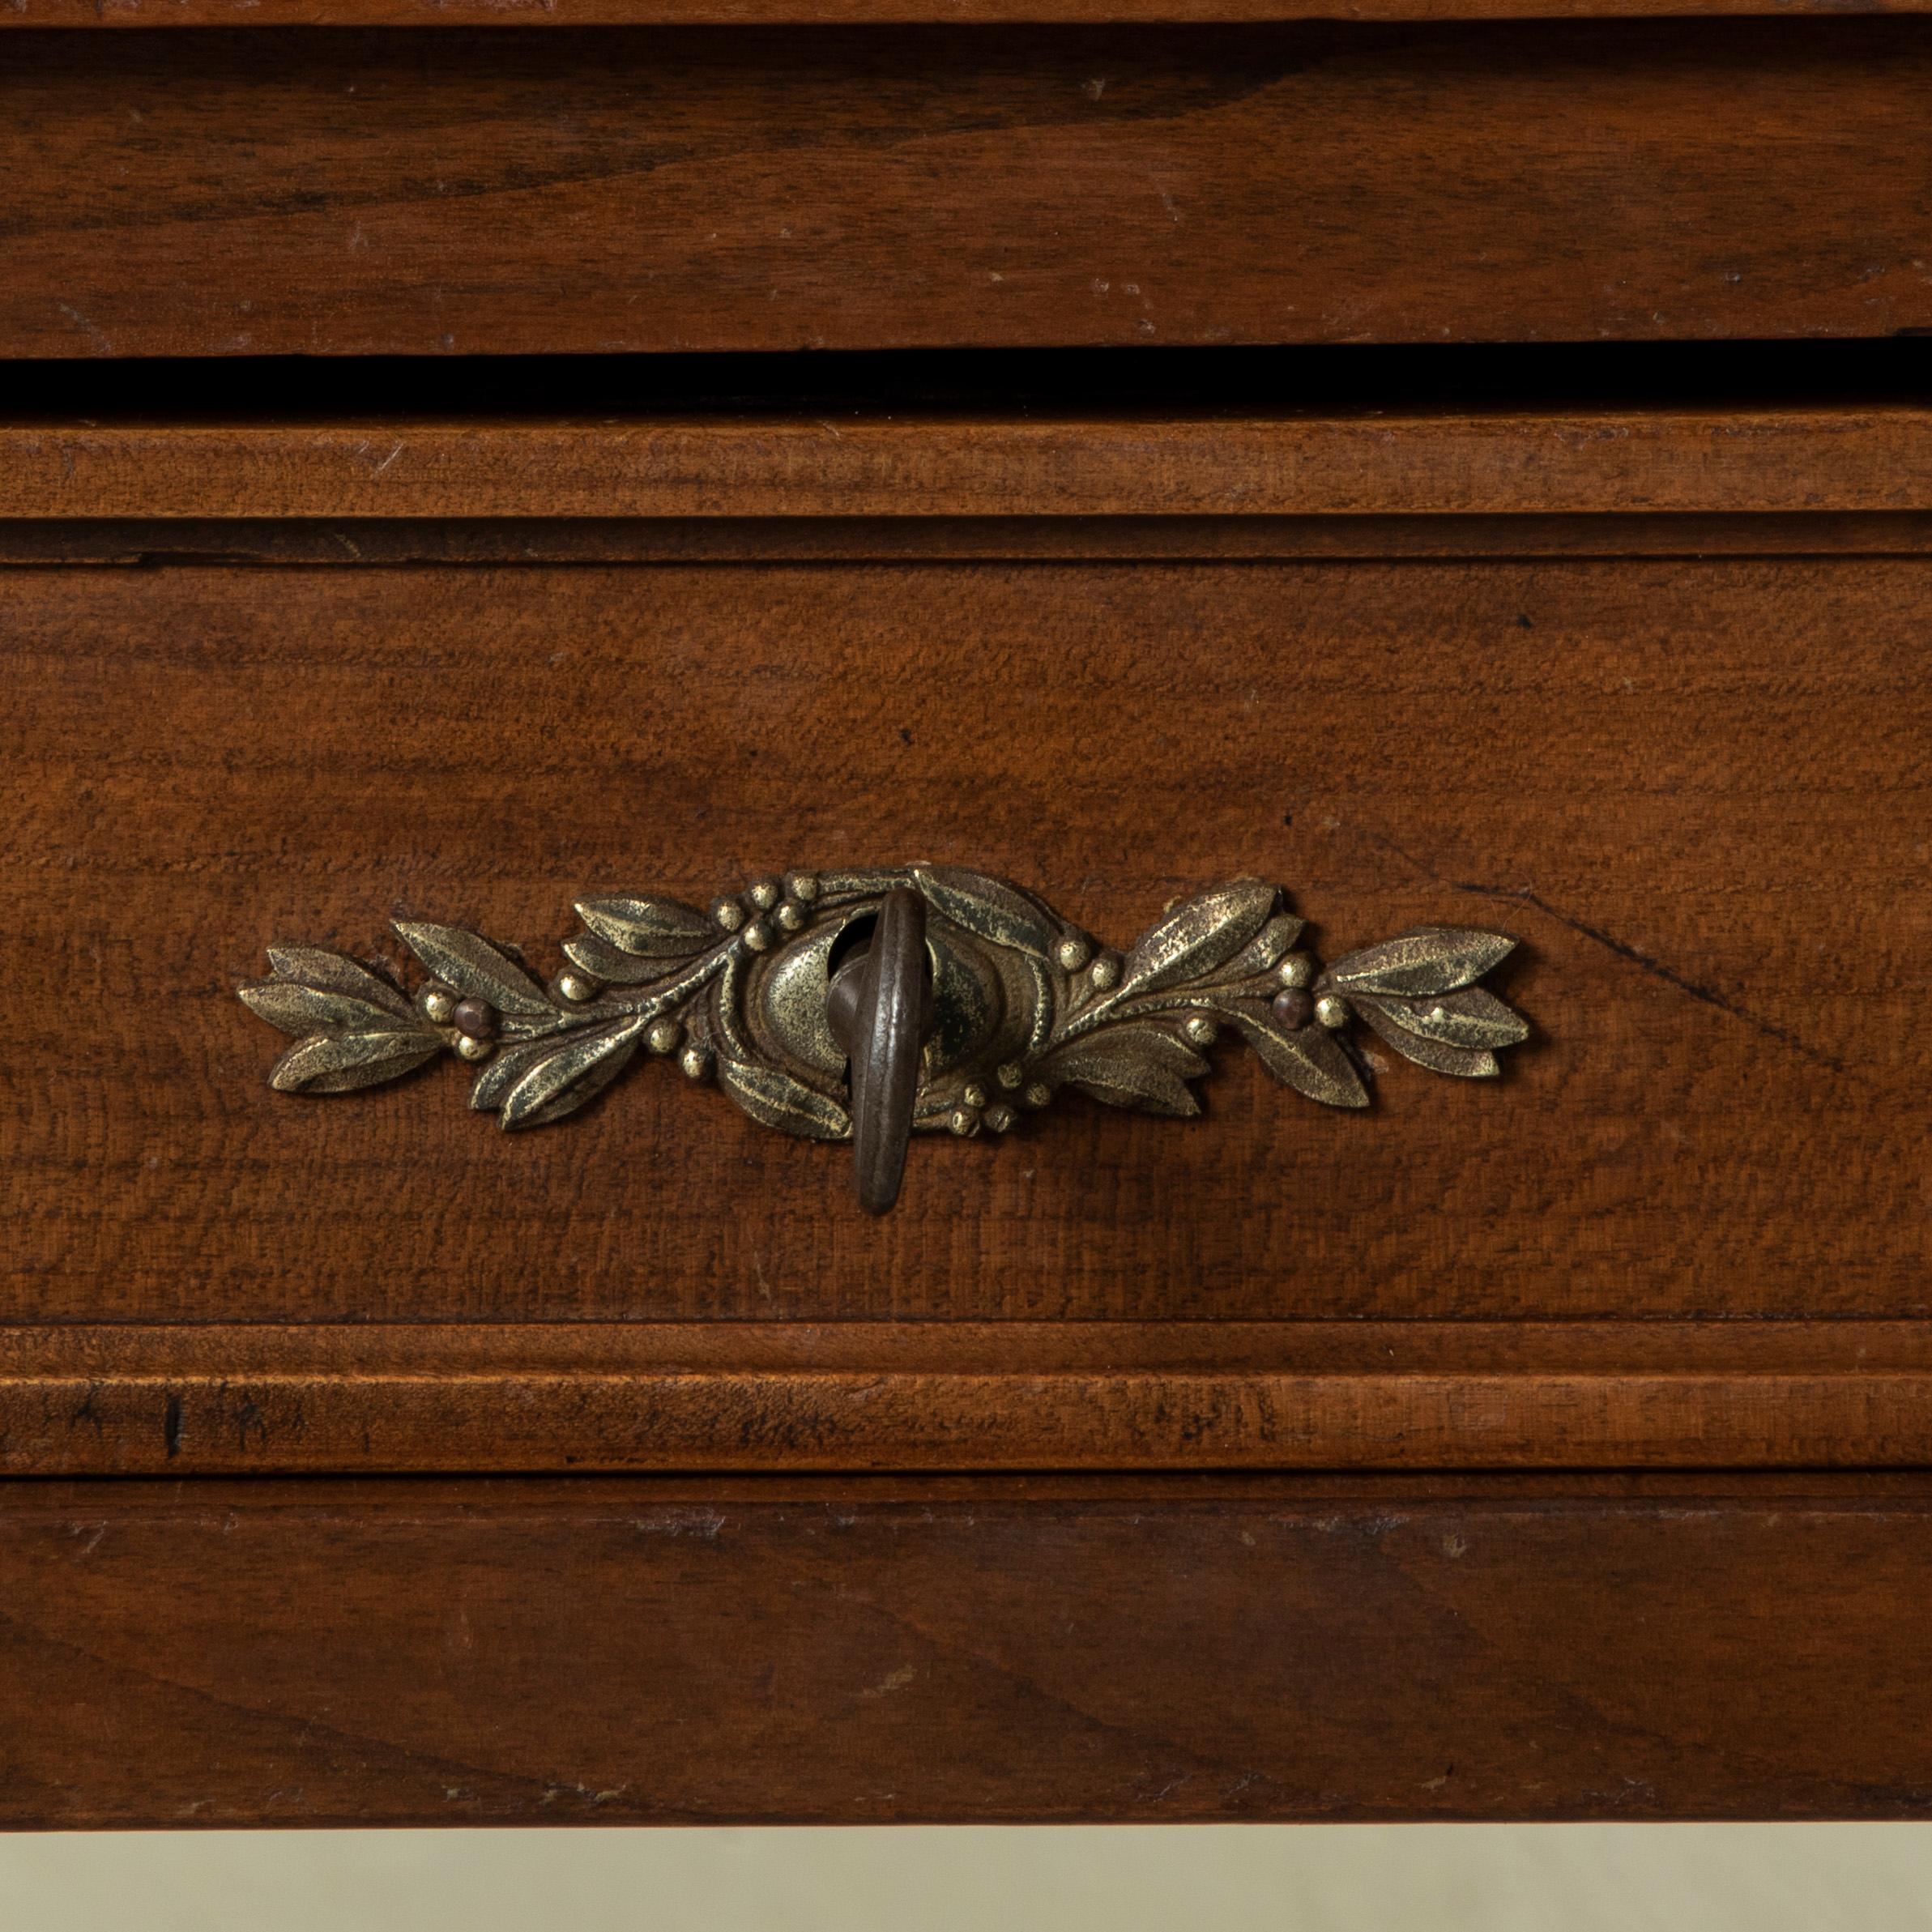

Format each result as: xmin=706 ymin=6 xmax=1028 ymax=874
xmin=6 ymin=1474 xmax=1932 ymax=1826
xmin=3 ymin=411 xmax=1930 ymax=522
xmin=6 ymin=511 xmax=1932 ymax=564
xmin=10 ymin=1323 xmax=1932 ymax=1474
xmin=4 ymin=0 xmax=1920 ymax=23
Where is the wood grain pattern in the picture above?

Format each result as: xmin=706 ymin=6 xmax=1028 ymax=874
xmin=11 ymin=1323 xmax=1932 ymax=1473
xmin=8 ymin=5 xmax=1927 ymax=1831
xmin=10 ymin=1474 xmax=1932 ymax=1825
xmin=6 ymin=412 xmax=1932 ymax=520
xmin=5 ymin=536 xmax=1926 ymax=1336
xmin=8 ymin=511 xmax=1932 ymax=566
xmin=8 ymin=0 xmax=1928 ymax=24
xmin=3 ymin=23 xmax=1931 ymax=356
xmin=5 ymin=411 xmax=1929 ymax=1475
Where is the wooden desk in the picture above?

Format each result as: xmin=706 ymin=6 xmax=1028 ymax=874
xmin=1 ymin=4 xmax=1927 ymax=1825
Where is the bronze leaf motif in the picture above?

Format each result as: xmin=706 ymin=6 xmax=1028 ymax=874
xmin=237 ymin=866 xmax=1530 ymax=1149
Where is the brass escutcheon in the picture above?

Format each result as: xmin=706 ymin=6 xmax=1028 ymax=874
xmin=238 ymin=865 xmax=1531 ymax=1213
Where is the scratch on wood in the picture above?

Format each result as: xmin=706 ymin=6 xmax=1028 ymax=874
xmin=1363 ymin=830 xmax=1852 ymax=1077
xmin=53 ymin=301 xmax=113 ymax=355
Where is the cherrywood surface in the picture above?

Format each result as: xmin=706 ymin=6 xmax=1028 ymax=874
xmin=5 ymin=19 xmax=1926 ymax=1831
xmin=9 ymin=511 xmax=1932 ymax=567
xmin=8 ymin=1474 xmax=1932 ymax=1826
xmin=3 ymin=407 xmax=1927 ymax=1474
xmin=6 ymin=411 xmax=1932 ymax=520
xmin=12 ymin=1323 xmax=1932 ymax=1474
xmin=8 ymin=0 xmax=1926 ymax=23
xmin=4 ymin=23 xmax=1931 ymax=356
xmin=6 ymin=540 xmax=1925 ymax=1331
xmin=7 ymin=552 xmax=1924 ymax=1344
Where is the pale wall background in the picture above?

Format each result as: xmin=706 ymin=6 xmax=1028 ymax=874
xmin=3 ymin=1827 xmax=1930 ymax=1930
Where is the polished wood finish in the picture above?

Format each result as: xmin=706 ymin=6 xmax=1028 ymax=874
xmin=9 ymin=0 xmax=1926 ymax=23
xmin=6 ymin=510 xmax=1932 ymax=565
xmin=9 ymin=0 xmax=1929 ymax=1830
xmin=11 ymin=1324 xmax=1932 ymax=1474
xmin=2 ymin=407 xmax=1926 ymax=1475
xmin=6 ymin=411 xmax=1932 ymax=519
xmin=6 ymin=522 xmax=1925 ymax=1319
xmin=4 ymin=23 xmax=1930 ymax=357
xmin=9 ymin=1474 xmax=1932 ymax=1826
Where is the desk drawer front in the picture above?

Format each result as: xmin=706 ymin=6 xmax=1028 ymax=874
xmin=2 ymin=412 xmax=1928 ymax=1470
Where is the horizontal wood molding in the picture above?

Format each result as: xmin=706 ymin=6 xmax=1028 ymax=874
xmin=7 ymin=511 xmax=1932 ymax=565
xmin=8 ymin=1474 xmax=1932 ymax=1824
xmin=10 ymin=1324 xmax=1932 ymax=1474
xmin=3 ymin=411 xmax=1931 ymax=521
xmin=5 ymin=0 xmax=1923 ymax=22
